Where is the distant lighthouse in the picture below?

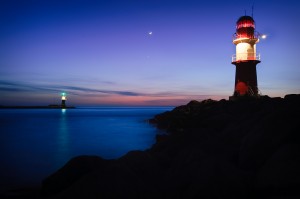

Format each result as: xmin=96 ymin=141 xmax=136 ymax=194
xmin=231 ymin=15 xmax=261 ymax=98
xmin=61 ymin=92 xmax=67 ymax=108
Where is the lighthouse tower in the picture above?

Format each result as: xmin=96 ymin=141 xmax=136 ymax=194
xmin=61 ymin=92 xmax=67 ymax=108
xmin=231 ymin=15 xmax=261 ymax=98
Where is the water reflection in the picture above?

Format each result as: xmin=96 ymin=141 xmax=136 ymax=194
xmin=61 ymin=108 xmax=66 ymax=114
xmin=56 ymin=109 xmax=70 ymax=166
xmin=0 ymin=107 xmax=174 ymax=192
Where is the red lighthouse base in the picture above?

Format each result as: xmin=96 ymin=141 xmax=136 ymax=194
xmin=231 ymin=60 xmax=260 ymax=98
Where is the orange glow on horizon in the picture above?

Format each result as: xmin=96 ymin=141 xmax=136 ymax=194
xmin=69 ymin=94 xmax=227 ymax=106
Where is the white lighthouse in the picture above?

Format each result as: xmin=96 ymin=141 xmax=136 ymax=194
xmin=231 ymin=15 xmax=261 ymax=97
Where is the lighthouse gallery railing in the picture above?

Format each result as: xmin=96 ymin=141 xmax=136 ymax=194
xmin=232 ymin=53 xmax=260 ymax=62
xmin=232 ymin=31 xmax=260 ymax=40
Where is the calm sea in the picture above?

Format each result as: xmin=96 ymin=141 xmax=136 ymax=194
xmin=0 ymin=106 xmax=172 ymax=192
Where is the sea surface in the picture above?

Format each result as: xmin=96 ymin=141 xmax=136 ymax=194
xmin=0 ymin=106 xmax=172 ymax=192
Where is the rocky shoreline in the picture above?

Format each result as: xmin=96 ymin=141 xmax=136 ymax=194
xmin=3 ymin=94 xmax=300 ymax=198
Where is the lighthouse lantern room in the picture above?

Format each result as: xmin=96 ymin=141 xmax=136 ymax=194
xmin=231 ymin=15 xmax=261 ymax=98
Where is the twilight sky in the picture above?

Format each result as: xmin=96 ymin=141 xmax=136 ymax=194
xmin=1 ymin=0 xmax=300 ymax=106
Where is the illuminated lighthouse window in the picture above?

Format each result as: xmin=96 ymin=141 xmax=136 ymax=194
xmin=236 ymin=21 xmax=255 ymax=29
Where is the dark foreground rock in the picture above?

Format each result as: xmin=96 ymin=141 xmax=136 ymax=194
xmin=40 ymin=94 xmax=300 ymax=199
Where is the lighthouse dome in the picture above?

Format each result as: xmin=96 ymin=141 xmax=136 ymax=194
xmin=236 ymin=16 xmax=255 ymax=29
xmin=235 ymin=15 xmax=256 ymax=39
xmin=237 ymin=16 xmax=254 ymax=23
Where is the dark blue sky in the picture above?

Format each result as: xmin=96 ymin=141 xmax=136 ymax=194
xmin=1 ymin=0 xmax=299 ymax=106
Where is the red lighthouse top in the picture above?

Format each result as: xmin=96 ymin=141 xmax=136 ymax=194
xmin=234 ymin=16 xmax=257 ymax=39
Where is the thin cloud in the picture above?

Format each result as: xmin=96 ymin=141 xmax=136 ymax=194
xmin=0 ymin=80 xmax=143 ymax=97
xmin=0 ymin=87 xmax=25 ymax=92
xmin=56 ymin=86 xmax=142 ymax=96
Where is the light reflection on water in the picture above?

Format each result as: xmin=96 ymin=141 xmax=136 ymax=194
xmin=0 ymin=106 xmax=172 ymax=191
xmin=56 ymin=109 xmax=70 ymax=165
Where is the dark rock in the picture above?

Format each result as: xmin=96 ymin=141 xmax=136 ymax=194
xmin=40 ymin=94 xmax=300 ymax=199
xmin=41 ymin=156 xmax=109 ymax=197
xmin=284 ymin=93 xmax=300 ymax=101
xmin=255 ymin=144 xmax=300 ymax=198
xmin=47 ymin=163 xmax=158 ymax=199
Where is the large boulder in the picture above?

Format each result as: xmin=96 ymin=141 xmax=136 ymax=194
xmin=255 ymin=144 xmax=300 ymax=198
xmin=41 ymin=156 xmax=109 ymax=197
